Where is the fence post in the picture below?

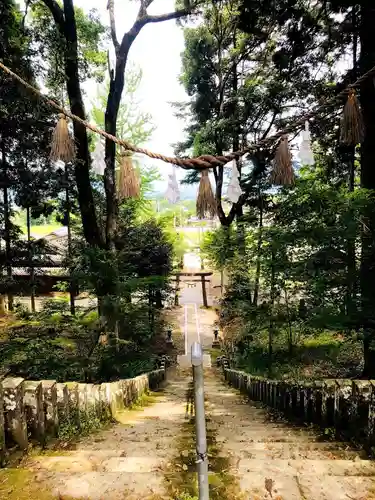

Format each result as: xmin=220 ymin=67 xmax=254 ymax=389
xmin=191 ymin=342 xmax=209 ymax=500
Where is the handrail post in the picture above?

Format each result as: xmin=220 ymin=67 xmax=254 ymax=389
xmin=191 ymin=342 xmax=209 ymax=500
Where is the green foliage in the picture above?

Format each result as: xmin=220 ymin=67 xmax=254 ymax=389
xmin=29 ymin=2 xmax=107 ymax=91
xmin=90 ymin=65 xmax=159 ymax=199
xmin=91 ymin=65 xmax=155 ymax=149
xmin=0 ymin=302 xmax=160 ymax=382
xmin=58 ymin=403 xmax=111 ymax=442
xmin=234 ymin=327 xmax=363 ymax=380
xmin=201 ymin=226 xmax=236 ymax=270
xmin=211 ymin=155 xmax=368 ymax=378
xmin=0 ymin=199 xmax=175 ymax=382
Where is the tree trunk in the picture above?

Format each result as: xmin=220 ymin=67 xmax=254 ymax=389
xmin=268 ymin=244 xmax=276 ymax=377
xmin=60 ymin=0 xmax=102 ymax=248
xmin=104 ymin=34 xmax=136 ymax=249
xmin=148 ymin=285 xmax=155 ymax=333
xmin=155 ymin=289 xmax=163 ymax=309
xmin=27 ymin=206 xmax=36 ymax=313
xmin=65 ymin=163 xmax=75 ymax=316
xmin=232 ymin=31 xmax=245 ymax=254
xmin=253 ymin=193 xmax=263 ymax=306
xmin=360 ymin=2 xmax=375 ymax=377
xmin=346 ymin=146 xmax=356 ymax=319
xmin=284 ymin=286 xmax=293 ymax=355
xmin=0 ymin=295 xmax=6 ymax=316
xmin=2 ymin=144 xmax=13 ymax=312
xmin=345 ymin=15 xmax=358 ymax=321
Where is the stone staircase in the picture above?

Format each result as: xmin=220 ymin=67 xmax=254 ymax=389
xmin=2 ymin=368 xmax=375 ymax=499
xmin=205 ymin=370 xmax=375 ymax=499
xmin=0 ymin=373 xmax=191 ymax=500
xmin=27 ymin=452 xmax=174 ymax=499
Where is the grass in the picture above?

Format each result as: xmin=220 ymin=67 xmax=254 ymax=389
xmin=26 ymin=224 xmax=62 ymax=237
xmin=129 ymin=391 xmax=159 ymax=411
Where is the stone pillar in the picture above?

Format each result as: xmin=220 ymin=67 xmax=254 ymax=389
xmin=121 ymin=380 xmax=131 ymax=407
xmin=240 ymin=372 xmax=245 ymax=392
xmin=78 ymin=383 xmax=88 ymax=413
xmin=246 ymin=374 xmax=251 ymax=397
xmin=108 ymin=382 xmax=122 ymax=416
xmin=66 ymin=382 xmax=79 ymax=425
xmin=352 ymin=380 xmax=372 ymax=442
xmin=56 ymin=383 xmax=69 ymax=422
xmin=24 ymin=381 xmax=45 ymax=443
xmin=266 ymin=380 xmax=272 ymax=405
xmin=243 ymin=374 xmax=249 ymax=395
xmin=86 ymin=384 xmax=96 ymax=412
xmin=334 ymin=379 xmax=352 ymax=431
xmin=368 ymin=381 xmax=375 ymax=444
xmin=93 ymin=385 xmax=101 ymax=418
xmin=135 ymin=376 xmax=142 ymax=399
xmin=140 ymin=374 xmax=149 ymax=394
xmin=303 ymin=382 xmax=313 ymax=422
xmin=252 ymin=377 xmax=257 ymax=400
xmin=312 ymin=380 xmax=323 ymax=424
xmin=297 ymin=383 xmax=305 ymax=418
xmin=271 ymin=380 xmax=279 ymax=408
xmin=115 ymin=382 xmax=125 ymax=412
xmin=100 ymin=383 xmax=112 ymax=418
xmin=236 ymin=372 xmax=243 ymax=392
xmin=3 ymin=377 xmax=28 ymax=449
xmin=283 ymin=382 xmax=291 ymax=413
xmin=290 ymin=383 xmax=298 ymax=416
xmin=254 ymin=378 xmax=259 ymax=400
xmin=322 ymin=380 xmax=336 ymax=427
xmin=260 ymin=379 xmax=265 ymax=402
xmin=42 ymin=380 xmax=58 ymax=437
xmin=130 ymin=379 xmax=138 ymax=404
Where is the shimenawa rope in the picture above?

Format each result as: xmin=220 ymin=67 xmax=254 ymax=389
xmin=1 ymin=60 xmax=375 ymax=170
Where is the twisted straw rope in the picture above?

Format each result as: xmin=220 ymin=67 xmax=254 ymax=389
xmin=1 ymin=60 xmax=375 ymax=170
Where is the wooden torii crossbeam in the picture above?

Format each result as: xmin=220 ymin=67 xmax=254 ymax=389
xmin=171 ymin=271 xmax=213 ymax=308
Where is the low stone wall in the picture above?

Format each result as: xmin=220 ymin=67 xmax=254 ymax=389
xmin=224 ymin=368 xmax=375 ymax=448
xmin=0 ymin=368 xmax=165 ymax=461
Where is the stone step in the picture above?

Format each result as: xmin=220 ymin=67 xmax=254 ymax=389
xmin=20 ymin=460 xmax=375 ymax=500
xmin=216 ymin=431 xmax=326 ymax=443
xmin=217 ymin=440 xmax=363 ymax=460
xmin=237 ymin=471 xmax=373 ymax=500
xmin=28 ymin=455 xmax=166 ymax=473
xmin=28 ymin=470 xmax=173 ymax=499
xmin=237 ymin=457 xmax=375 ymax=476
xmin=29 ymin=453 xmax=373 ymax=476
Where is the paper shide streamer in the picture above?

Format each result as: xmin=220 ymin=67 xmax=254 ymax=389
xmin=226 ymin=160 xmax=243 ymax=203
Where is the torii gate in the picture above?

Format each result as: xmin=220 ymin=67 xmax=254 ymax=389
xmin=172 ymin=271 xmax=213 ymax=308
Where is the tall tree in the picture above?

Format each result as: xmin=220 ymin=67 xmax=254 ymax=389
xmin=0 ymin=0 xmax=54 ymax=308
xmin=31 ymin=0 xmax=106 ymax=247
xmin=177 ymin=0 xmax=342 ymax=226
xmin=103 ymin=0 xmax=202 ymax=248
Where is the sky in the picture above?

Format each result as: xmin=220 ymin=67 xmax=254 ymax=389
xmin=75 ymin=0 xmax=191 ymax=188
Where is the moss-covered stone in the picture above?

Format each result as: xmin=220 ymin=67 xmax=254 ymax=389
xmin=0 ymin=469 xmax=52 ymax=500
